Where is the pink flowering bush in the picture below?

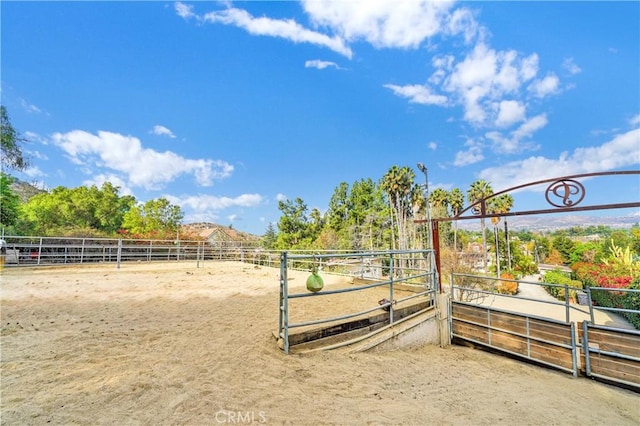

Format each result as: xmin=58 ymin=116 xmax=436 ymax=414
xmin=571 ymin=262 xmax=639 ymax=329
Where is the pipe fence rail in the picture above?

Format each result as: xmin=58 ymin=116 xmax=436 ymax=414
xmin=278 ymin=249 xmax=438 ymax=353
xmin=1 ymin=235 xmax=264 ymax=268
xmin=449 ymin=273 xmax=640 ymax=329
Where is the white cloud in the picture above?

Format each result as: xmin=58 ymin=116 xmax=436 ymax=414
xmin=174 ymin=2 xmax=195 ymax=20
xmin=528 ymin=73 xmax=560 ymax=98
xmin=479 ymin=128 xmax=640 ymax=190
xmin=83 ymin=173 xmax=134 ymax=196
xmin=445 ymin=7 xmax=480 ymax=44
xmin=519 ymin=53 xmax=539 ymax=81
xmin=25 ymin=149 xmax=48 ymax=161
xmin=167 ymin=193 xmax=263 ymax=211
xmin=629 ymin=115 xmax=640 ymax=127
xmin=302 ymin=0 xmax=456 ymax=49
xmin=198 ymin=6 xmax=353 ymax=58
xmin=23 ymin=166 xmax=46 ymax=178
xmin=24 ymin=131 xmax=49 ymax=145
xmin=305 ymin=60 xmax=340 ymax=70
xmin=51 ymin=130 xmax=233 ymax=190
xmin=152 ymin=125 xmax=176 ymax=138
xmin=184 ymin=212 xmax=220 ymax=224
xmin=495 ymin=100 xmax=525 ymax=128
xmin=276 ymin=193 xmax=287 ymax=202
xmin=442 ymin=44 xmax=541 ymax=124
xmin=512 ymin=114 xmax=548 ymax=141
xmin=19 ymin=98 xmax=42 ymax=114
xmin=382 ymin=36 xmax=554 ymax=151
xmin=453 ymin=138 xmax=484 ymax=166
xmin=384 ymin=84 xmax=448 ymax=106
xmin=485 ymin=114 xmax=547 ymax=154
xmin=562 ymin=57 xmax=582 ymax=75
xmin=427 ymin=141 xmax=437 ymax=150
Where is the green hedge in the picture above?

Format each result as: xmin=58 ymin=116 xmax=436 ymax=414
xmin=542 ymin=269 xmax=583 ymax=301
xmin=590 ymin=278 xmax=640 ymax=329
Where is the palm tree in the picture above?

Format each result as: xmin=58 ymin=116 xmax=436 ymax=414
xmin=488 ymin=194 xmax=514 ymax=275
xmin=500 ymin=195 xmax=515 ymax=269
xmin=448 ymin=188 xmax=464 ymax=252
xmin=467 ymin=180 xmax=493 ymax=272
xmin=381 ymin=166 xmax=416 ymax=251
xmin=429 ymin=188 xmax=450 ymax=219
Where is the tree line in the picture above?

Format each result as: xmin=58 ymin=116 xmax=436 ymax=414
xmin=3 ymin=104 xmax=638 ymax=275
xmin=1 ymin=106 xmax=184 ymax=239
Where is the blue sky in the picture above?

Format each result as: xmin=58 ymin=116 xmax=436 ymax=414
xmin=2 ymin=1 xmax=639 ymax=235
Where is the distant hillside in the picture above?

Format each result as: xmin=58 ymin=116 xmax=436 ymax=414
xmin=456 ymin=212 xmax=640 ymax=232
xmin=9 ymin=177 xmax=47 ymax=203
xmin=182 ymin=222 xmax=262 ymax=241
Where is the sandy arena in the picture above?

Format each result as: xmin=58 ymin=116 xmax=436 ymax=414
xmin=1 ymin=261 xmax=638 ymax=425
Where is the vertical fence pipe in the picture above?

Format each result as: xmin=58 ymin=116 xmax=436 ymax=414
xmin=117 ymin=239 xmax=122 ymax=269
xmin=81 ymin=238 xmax=85 ymax=264
xmin=586 ymin=287 xmax=595 ymax=324
xmin=450 ymin=272 xmax=454 ymax=301
xmin=487 ymin=309 xmax=492 ymax=345
xmin=280 ymin=252 xmax=290 ymax=354
xmin=526 ymin=317 xmax=531 ymax=357
xmin=570 ymin=322 xmax=578 ymax=377
xmin=38 ymin=237 xmax=42 ymax=265
xmin=389 ymin=253 xmax=394 ymax=324
xmin=582 ymin=321 xmax=591 ymax=376
xmin=564 ymin=284 xmax=570 ymax=323
xmin=449 ymin=289 xmax=454 ymax=341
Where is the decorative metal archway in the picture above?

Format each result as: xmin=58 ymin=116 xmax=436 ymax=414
xmin=415 ymin=170 xmax=640 ymax=290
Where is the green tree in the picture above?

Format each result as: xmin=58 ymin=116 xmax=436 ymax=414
xmin=467 ymin=180 xmax=494 ymax=271
xmin=488 ymin=194 xmax=514 ymax=272
xmin=448 ymin=188 xmax=465 ymax=252
xmin=429 ymin=188 xmax=449 ymax=219
xmin=533 ymin=234 xmax=552 ymax=263
xmin=0 ymin=106 xmax=29 ymax=171
xmin=0 ymin=173 xmax=21 ymax=228
xmin=347 ymin=178 xmax=388 ymax=249
xmin=325 ymin=182 xmax=351 ymax=248
xmin=326 ymin=182 xmax=349 ymax=232
xmin=569 ymin=241 xmax=603 ymax=264
xmin=92 ymin=182 xmax=136 ymax=234
xmin=21 ymin=183 xmax=135 ymax=236
xmin=551 ymin=234 xmax=575 ymax=265
xmin=308 ymin=208 xmax=325 ymax=243
xmin=261 ymin=222 xmax=277 ymax=249
xmin=122 ymin=197 xmax=183 ymax=237
xmin=274 ymin=197 xmax=310 ymax=249
xmin=381 ymin=166 xmax=417 ymax=251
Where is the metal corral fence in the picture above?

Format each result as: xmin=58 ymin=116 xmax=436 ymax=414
xmin=278 ymin=249 xmax=439 ymax=354
xmin=0 ymin=235 xmax=266 ymax=268
xmin=449 ymin=273 xmax=640 ymax=327
xmin=449 ymin=273 xmax=640 ymax=389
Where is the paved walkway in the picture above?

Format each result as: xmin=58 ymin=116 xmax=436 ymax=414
xmin=473 ymin=274 xmax=635 ymax=329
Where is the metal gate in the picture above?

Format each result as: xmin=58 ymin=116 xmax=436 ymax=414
xmin=580 ymin=321 xmax=640 ymax=390
xmin=451 ymin=301 xmax=579 ymax=376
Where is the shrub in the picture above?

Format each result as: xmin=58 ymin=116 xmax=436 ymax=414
xmin=572 ymin=262 xmax=639 ymax=330
xmin=541 ymin=269 xmax=582 ymax=301
xmin=496 ymin=272 xmax=518 ymax=295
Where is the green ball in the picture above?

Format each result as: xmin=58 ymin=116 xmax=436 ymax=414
xmin=306 ymin=272 xmax=324 ymax=292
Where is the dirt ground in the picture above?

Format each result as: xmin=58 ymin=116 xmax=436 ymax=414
xmin=1 ymin=261 xmax=638 ymax=425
